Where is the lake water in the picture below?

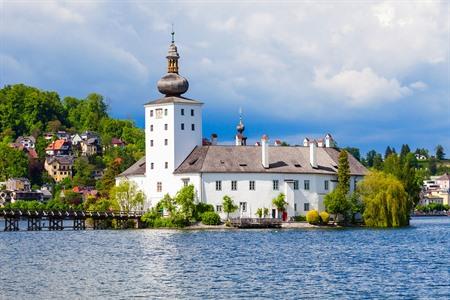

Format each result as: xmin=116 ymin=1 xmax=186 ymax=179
xmin=0 ymin=217 xmax=449 ymax=299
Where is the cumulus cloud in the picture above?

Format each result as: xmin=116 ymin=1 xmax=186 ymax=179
xmin=1 ymin=1 xmax=449 ymax=152
xmin=313 ymin=67 xmax=412 ymax=106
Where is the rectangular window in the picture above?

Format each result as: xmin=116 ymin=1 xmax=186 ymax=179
xmin=164 ymin=109 xmax=168 ymax=116
xmin=273 ymin=180 xmax=279 ymax=190
xmin=191 ymin=109 xmax=194 ymax=116
xmin=150 ymin=140 xmax=154 ymax=147
xmin=164 ymin=139 xmax=168 ymax=146
xmin=294 ymin=203 xmax=297 ymax=211
xmin=240 ymin=202 xmax=247 ymax=212
xmin=157 ymin=182 xmax=162 ymax=192
xmin=231 ymin=180 xmax=237 ymax=191
xmin=191 ymin=124 xmax=195 ymax=131
xmin=164 ymin=124 xmax=168 ymax=130
xmin=304 ymin=180 xmax=310 ymax=190
xmin=181 ymin=108 xmax=185 ymax=116
xmin=150 ymin=110 xmax=154 ymax=117
xmin=182 ymin=178 xmax=190 ymax=187
xmin=150 ymin=125 xmax=153 ymax=132
xmin=150 ymin=163 xmax=154 ymax=169
xmin=249 ymin=181 xmax=255 ymax=190
xmin=215 ymin=180 xmax=222 ymax=191
xmin=304 ymin=203 xmax=310 ymax=211
xmin=181 ymin=123 xmax=185 ymax=130
xmin=155 ymin=109 xmax=163 ymax=119
xmin=165 ymin=162 xmax=168 ymax=169
xmin=216 ymin=205 xmax=222 ymax=212
xmin=293 ymin=180 xmax=299 ymax=190
xmin=324 ymin=180 xmax=329 ymax=190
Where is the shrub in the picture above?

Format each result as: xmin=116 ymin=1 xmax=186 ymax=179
xmin=201 ymin=211 xmax=221 ymax=225
xmin=194 ymin=202 xmax=214 ymax=221
xmin=293 ymin=215 xmax=306 ymax=222
xmin=320 ymin=211 xmax=330 ymax=224
xmin=306 ymin=210 xmax=320 ymax=225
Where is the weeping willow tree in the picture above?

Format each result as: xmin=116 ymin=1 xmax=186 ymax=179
xmin=358 ymin=171 xmax=409 ymax=227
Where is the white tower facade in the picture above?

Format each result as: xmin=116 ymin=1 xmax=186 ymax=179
xmin=144 ymin=35 xmax=203 ymax=205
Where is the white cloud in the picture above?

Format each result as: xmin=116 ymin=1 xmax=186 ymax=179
xmin=409 ymin=81 xmax=428 ymax=91
xmin=313 ymin=67 xmax=412 ymax=106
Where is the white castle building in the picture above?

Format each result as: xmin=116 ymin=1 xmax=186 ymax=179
xmin=116 ymin=36 xmax=367 ymax=220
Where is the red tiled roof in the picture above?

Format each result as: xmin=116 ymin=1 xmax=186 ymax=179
xmin=46 ymin=139 xmax=66 ymax=150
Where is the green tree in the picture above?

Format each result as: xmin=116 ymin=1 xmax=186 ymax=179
xmin=324 ymin=188 xmax=350 ymax=221
xmin=110 ymin=181 xmax=145 ymax=212
xmin=435 ymin=145 xmax=445 ymax=160
xmin=272 ymin=193 xmax=287 ymax=216
xmin=372 ymin=153 xmax=384 ymax=170
xmin=359 ymin=171 xmax=409 ymax=227
xmin=400 ymin=144 xmax=411 ymax=160
xmin=256 ymin=208 xmax=263 ymax=219
xmin=428 ymin=157 xmax=438 ymax=175
xmin=337 ymin=150 xmax=350 ymax=194
xmin=73 ymin=157 xmax=95 ymax=186
xmin=159 ymin=193 xmax=177 ymax=216
xmin=0 ymin=142 xmax=28 ymax=181
xmin=344 ymin=147 xmax=361 ymax=161
xmin=384 ymin=146 xmax=393 ymax=159
xmin=263 ymin=207 xmax=269 ymax=218
xmin=174 ymin=185 xmax=196 ymax=220
xmin=222 ymin=195 xmax=238 ymax=220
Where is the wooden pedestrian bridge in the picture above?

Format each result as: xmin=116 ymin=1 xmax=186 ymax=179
xmin=0 ymin=209 xmax=144 ymax=231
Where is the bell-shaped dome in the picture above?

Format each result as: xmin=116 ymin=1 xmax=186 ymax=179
xmin=157 ymin=73 xmax=189 ymax=96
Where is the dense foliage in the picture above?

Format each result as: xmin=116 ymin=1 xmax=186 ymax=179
xmin=0 ymin=142 xmax=28 ymax=180
xmin=359 ymin=171 xmax=409 ymax=227
xmin=222 ymin=195 xmax=238 ymax=220
xmin=306 ymin=210 xmax=320 ymax=225
xmin=319 ymin=211 xmax=330 ymax=224
xmin=201 ymin=212 xmax=221 ymax=225
xmin=272 ymin=193 xmax=287 ymax=212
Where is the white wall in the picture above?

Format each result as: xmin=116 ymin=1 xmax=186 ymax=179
xmin=200 ymin=172 xmax=339 ymax=220
xmin=144 ymin=102 xmax=203 ymax=204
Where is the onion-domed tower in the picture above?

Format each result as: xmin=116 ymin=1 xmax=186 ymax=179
xmin=235 ymin=108 xmax=247 ymax=146
xmin=144 ymin=31 xmax=203 ymax=203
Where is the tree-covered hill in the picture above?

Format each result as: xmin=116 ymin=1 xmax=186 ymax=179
xmin=0 ymin=84 xmax=143 ymax=149
xmin=0 ymin=84 xmax=144 ymax=193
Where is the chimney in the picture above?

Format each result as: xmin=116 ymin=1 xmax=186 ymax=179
xmin=211 ymin=133 xmax=218 ymax=145
xmin=303 ymin=138 xmax=310 ymax=147
xmin=310 ymin=139 xmax=318 ymax=168
xmin=261 ymin=135 xmax=269 ymax=169
xmin=325 ymin=133 xmax=333 ymax=148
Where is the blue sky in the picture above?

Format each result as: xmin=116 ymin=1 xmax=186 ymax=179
xmin=1 ymin=1 xmax=449 ymax=155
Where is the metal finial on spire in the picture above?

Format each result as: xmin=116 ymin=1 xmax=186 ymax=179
xmin=171 ymin=23 xmax=175 ymax=43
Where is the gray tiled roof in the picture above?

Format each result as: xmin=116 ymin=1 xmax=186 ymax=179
xmin=117 ymin=156 xmax=146 ymax=177
xmin=174 ymin=146 xmax=367 ymax=175
xmin=145 ymin=95 xmax=203 ymax=106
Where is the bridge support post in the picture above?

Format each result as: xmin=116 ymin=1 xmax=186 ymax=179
xmin=48 ymin=218 xmax=64 ymax=230
xmin=73 ymin=219 xmax=85 ymax=230
xmin=4 ymin=217 xmax=20 ymax=231
xmin=27 ymin=217 xmax=42 ymax=231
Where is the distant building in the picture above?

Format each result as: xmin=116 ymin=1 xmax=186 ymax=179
xmin=46 ymin=139 xmax=71 ymax=156
xmin=6 ymin=178 xmax=31 ymax=192
xmin=14 ymin=136 xmax=36 ymax=149
xmin=111 ymin=138 xmax=125 ymax=148
xmin=44 ymin=156 xmax=74 ymax=182
xmin=421 ymin=173 xmax=450 ymax=206
xmin=80 ymin=138 xmax=100 ymax=156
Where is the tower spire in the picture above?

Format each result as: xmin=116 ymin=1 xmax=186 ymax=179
xmin=235 ymin=107 xmax=247 ymax=146
xmin=171 ymin=23 xmax=175 ymax=43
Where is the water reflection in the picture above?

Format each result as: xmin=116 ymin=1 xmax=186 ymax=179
xmin=0 ymin=218 xmax=449 ymax=299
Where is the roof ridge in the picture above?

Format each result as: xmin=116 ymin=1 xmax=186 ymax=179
xmin=199 ymin=146 xmax=210 ymax=172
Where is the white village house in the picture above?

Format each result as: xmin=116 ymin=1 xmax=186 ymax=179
xmin=116 ymin=37 xmax=367 ymax=220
